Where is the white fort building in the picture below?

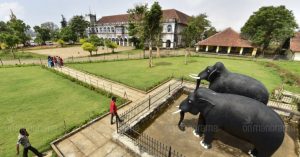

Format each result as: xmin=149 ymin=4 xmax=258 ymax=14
xmin=85 ymin=9 xmax=190 ymax=49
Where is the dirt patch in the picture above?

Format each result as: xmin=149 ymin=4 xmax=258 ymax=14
xmin=29 ymin=46 xmax=133 ymax=59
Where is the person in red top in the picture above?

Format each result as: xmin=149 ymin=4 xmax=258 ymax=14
xmin=110 ymin=97 xmax=122 ymax=124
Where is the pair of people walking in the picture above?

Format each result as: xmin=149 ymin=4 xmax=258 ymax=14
xmin=16 ymin=128 xmax=44 ymax=157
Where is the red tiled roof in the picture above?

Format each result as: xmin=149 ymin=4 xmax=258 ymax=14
xmin=197 ymin=27 xmax=254 ymax=48
xmin=290 ymin=32 xmax=300 ymax=52
xmin=97 ymin=9 xmax=190 ymax=25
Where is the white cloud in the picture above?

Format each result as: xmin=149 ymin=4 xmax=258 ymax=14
xmin=0 ymin=2 xmax=24 ymax=21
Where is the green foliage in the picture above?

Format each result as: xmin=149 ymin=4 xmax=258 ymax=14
xmin=33 ymin=26 xmax=51 ymax=45
xmin=105 ymin=40 xmax=118 ymax=53
xmin=57 ymin=39 xmax=65 ymax=47
xmin=41 ymin=22 xmax=59 ymax=41
xmin=6 ymin=13 xmax=31 ymax=46
xmin=79 ymin=38 xmax=87 ymax=44
xmin=241 ymin=5 xmax=298 ymax=53
xmin=59 ymin=26 xmax=77 ymax=42
xmin=182 ymin=14 xmax=212 ymax=48
xmin=69 ymin=15 xmax=89 ymax=38
xmin=89 ymin=35 xmax=104 ymax=47
xmin=81 ymin=42 xmax=96 ymax=56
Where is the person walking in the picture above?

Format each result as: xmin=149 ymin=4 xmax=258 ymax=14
xmin=59 ymin=57 xmax=64 ymax=66
xmin=110 ymin=97 xmax=123 ymax=125
xmin=16 ymin=128 xmax=44 ymax=157
xmin=57 ymin=56 xmax=61 ymax=68
xmin=52 ymin=56 xmax=57 ymax=67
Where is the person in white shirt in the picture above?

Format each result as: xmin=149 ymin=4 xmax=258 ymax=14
xmin=16 ymin=128 xmax=44 ymax=157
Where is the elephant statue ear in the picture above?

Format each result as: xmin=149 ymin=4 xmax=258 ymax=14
xmin=197 ymin=98 xmax=216 ymax=107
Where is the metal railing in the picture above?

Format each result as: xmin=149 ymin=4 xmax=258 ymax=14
xmin=116 ymin=79 xmax=184 ymax=157
xmin=117 ymin=79 xmax=183 ymax=133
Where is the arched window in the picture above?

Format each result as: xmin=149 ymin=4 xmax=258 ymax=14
xmin=103 ymin=27 xmax=107 ymax=32
xmin=99 ymin=27 xmax=102 ymax=32
xmin=167 ymin=25 xmax=172 ymax=32
xmin=111 ymin=27 xmax=115 ymax=32
xmin=108 ymin=27 xmax=111 ymax=32
xmin=96 ymin=28 xmax=98 ymax=33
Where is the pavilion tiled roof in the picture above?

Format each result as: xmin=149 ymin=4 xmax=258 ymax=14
xmin=197 ymin=27 xmax=254 ymax=48
xmin=97 ymin=9 xmax=190 ymax=25
xmin=290 ymin=32 xmax=300 ymax=52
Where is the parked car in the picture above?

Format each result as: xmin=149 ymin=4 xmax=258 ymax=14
xmin=45 ymin=41 xmax=53 ymax=46
xmin=29 ymin=40 xmax=38 ymax=46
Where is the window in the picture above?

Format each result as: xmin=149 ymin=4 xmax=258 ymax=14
xmin=108 ymin=27 xmax=111 ymax=32
xmin=167 ymin=25 xmax=172 ymax=32
xmin=99 ymin=27 xmax=102 ymax=32
xmin=96 ymin=28 xmax=98 ymax=33
xmin=103 ymin=27 xmax=107 ymax=32
xmin=111 ymin=27 xmax=115 ymax=32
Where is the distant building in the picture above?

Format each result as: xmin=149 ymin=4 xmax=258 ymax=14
xmin=85 ymin=9 xmax=190 ymax=49
xmin=195 ymin=28 xmax=257 ymax=56
xmin=290 ymin=32 xmax=300 ymax=61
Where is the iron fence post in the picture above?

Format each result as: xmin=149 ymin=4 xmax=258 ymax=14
xmin=169 ymin=84 xmax=171 ymax=95
xmin=168 ymin=146 xmax=172 ymax=157
xmin=18 ymin=58 xmax=21 ymax=64
xmin=39 ymin=58 xmax=42 ymax=65
xmin=0 ymin=58 xmax=3 ymax=66
xmin=116 ymin=118 xmax=119 ymax=133
xmin=149 ymin=95 xmax=151 ymax=110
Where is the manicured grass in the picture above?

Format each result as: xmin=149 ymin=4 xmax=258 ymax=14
xmin=0 ymin=66 xmax=121 ymax=157
xmin=68 ymin=56 xmax=284 ymax=92
xmin=274 ymin=61 xmax=300 ymax=77
xmin=0 ymin=50 xmax=46 ymax=60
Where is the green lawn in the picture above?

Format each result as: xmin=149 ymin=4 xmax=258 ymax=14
xmin=0 ymin=66 xmax=121 ymax=157
xmin=0 ymin=50 xmax=46 ymax=60
xmin=274 ymin=61 xmax=300 ymax=77
xmin=68 ymin=56 xmax=284 ymax=92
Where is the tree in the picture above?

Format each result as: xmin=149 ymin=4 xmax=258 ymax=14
xmin=0 ymin=33 xmax=19 ymax=58
xmin=89 ymin=35 xmax=104 ymax=47
xmin=59 ymin=26 xmax=77 ymax=42
xmin=33 ymin=26 xmax=51 ymax=45
xmin=105 ymin=40 xmax=118 ymax=53
xmin=181 ymin=14 xmax=212 ymax=64
xmin=69 ymin=15 xmax=89 ymax=38
xmin=241 ymin=5 xmax=298 ymax=55
xmin=127 ymin=4 xmax=148 ymax=49
xmin=60 ymin=15 xmax=67 ymax=28
xmin=41 ymin=22 xmax=59 ymax=40
xmin=57 ymin=39 xmax=65 ymax=47
xmin=81 ymin=42 xmax=96 ymax=56
xmin=144 ymin=2 xmax=163 ymax=67
xmin=6 ymin=11 xmax=31 ymax=46
xmin=79 ymin=38 xmax=87 ymax=44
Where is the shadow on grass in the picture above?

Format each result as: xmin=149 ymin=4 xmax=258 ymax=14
xmin=155 ymin=62 xmax=173 ymax=66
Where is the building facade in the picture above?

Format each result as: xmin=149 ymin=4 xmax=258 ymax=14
xmin=86 ymin=9 xmax=190 ymax=49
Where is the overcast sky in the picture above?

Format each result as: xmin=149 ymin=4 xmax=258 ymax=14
xmin=0 ymin=0 xmax=299 ymax=32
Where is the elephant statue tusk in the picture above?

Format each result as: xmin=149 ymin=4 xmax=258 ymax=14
xmin=190 ymin=73 xmax=198 ymax=76
xmin=172 ymin=109 xmax=182 ymax=114
xmin=175 ymin=105 xmax=179 ymax=108
xmin=189 ymin=74 xmax=201 ymax=79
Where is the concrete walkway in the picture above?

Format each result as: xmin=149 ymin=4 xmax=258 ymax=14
xmin=51 ymin=66 xmax=182 ymax=157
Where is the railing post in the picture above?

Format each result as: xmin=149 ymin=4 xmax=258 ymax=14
xmin=149 ymin=95 xmax=151 ymax=110
xmin=168 ymin=146 xmax=172 ymax=157
xmin=0 ymin=58 xmax=3 ymax=66
xmin=18 ymin=58 xmax=21 ymax=64
xmin=39 ymin=58 xmax=42 ymax=65
xmin=169 ymin=84 xmax=171 ymax=95
xmin=116 ymin=118 xmax=119 ymax=133
xmin=181 ymin=76 xmax=184 ymax=85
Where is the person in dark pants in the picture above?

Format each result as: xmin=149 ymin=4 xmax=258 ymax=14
xmin=110 ymin=97 xmax=123 ymax=124
xmin=16 ymin=128 xmax=44 ymax=157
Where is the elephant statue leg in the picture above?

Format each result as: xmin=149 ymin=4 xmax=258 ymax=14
xmin=248 ymin=148 xmax=258 ymax=157
xmin=193 ymin=114 xmax=205 ymax=137
xmin=200 ymin=124 xmax=217 ymax=149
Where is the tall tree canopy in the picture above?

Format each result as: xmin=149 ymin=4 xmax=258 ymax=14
xmin=241 ymin=5 xmax=298 ymax=54
xmin=127 ymin=4 xmax=148 ymax=49
xmin=33 ymin=26 xmax=51 ymax=45
xmin=41 ymin=22 xmax=59 ymax=40
xmin=59 ymin=26 xmax=77 ymax=42
xmin=69 ymin=15 xmax=89 ymax=38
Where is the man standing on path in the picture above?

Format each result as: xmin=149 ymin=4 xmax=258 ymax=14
xmin=110 ymin=97 xmax=122 ymax=125
xmin=16 ymin=128 xmax=44 ymax=157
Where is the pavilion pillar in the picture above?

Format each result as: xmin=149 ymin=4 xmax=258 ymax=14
xmin=227 ymin=47 xmax=231 ymax=54
xmin=216 ymin=46 xmax=219 ymax=53
xmin=119 ymin=40 xmax=121 ymax=46
xmin=196 ymin=46 xmax=200 ymax=52
xmin=123 ymin=40 xmax=125 ymax=46
xmin=252 ymin=48 xmax=257 ymax=56
xmin=205 ymin=46 xmax=209 ymax=52
xmin=131 ymin=42 xmax=134 ymax=47
xmin=239 ymin=47 xmax=244 ymax=55
xmin=127 ymin=40 xmax=129 ymax=47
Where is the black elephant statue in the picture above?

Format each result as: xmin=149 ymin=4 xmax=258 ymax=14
xmin=189 ymin=62 xmax=269 ymax=105
xmin=175 ymin=88 xmax=284 ymax=157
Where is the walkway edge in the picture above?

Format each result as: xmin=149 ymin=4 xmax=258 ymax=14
xmin=50 ymin=101 xmax=131 ymax=157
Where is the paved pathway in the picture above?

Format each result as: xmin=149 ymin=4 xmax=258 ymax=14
xmin=51 ymin=66 xmax=182 ymax=157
